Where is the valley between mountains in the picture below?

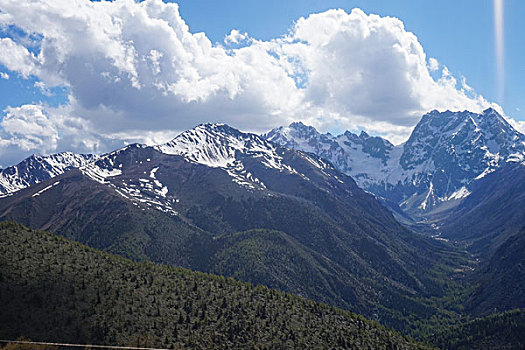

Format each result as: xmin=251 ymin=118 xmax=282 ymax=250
xmin=1 ymin=108 xmax=524 ymax=349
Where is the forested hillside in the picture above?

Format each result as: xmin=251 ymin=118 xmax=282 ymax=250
xmin=430 ymin=309 xmax=525 ymax=350
xmin=0 ymin=222 xmax=431 ymax=349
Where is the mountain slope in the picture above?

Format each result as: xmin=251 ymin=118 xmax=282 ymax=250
xmin=432 ymin=162 xmax=525 ymax=316
xmin=467 ymin=228 xmax=525 ymax=316
xmin=266 ymin=108 xmax=525 ymax=217
xmin=0 ymin=124 xmax=468 ymax=332
xmin=0 ymin=166 xmax=211 ymax=268
xmin=438 ymin=162 xmax=525 ymax=255
xmin=0 ymin=221 xmax=432 ymax=349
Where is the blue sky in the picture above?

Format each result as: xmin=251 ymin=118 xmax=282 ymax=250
xmin=175 ymin=0 xmax=525 ymax=121
xmin=0 ymin=0 xmax=523 ymax=166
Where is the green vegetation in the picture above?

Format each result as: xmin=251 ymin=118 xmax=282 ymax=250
xmin=467 ymin=227 xmax=525 ymax=316
xmin=429 ymin=309 xmax=525 ymax=349
xmin=0 ymin=222 xmax=432 ymax=349
xmin=374 ymin=248 xmax=477 ymax=339
xmin=209 ymin=228 xmax=477 ymax=338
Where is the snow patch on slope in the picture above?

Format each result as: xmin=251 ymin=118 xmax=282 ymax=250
xmin=156 ymin=123 xmax=299 ymax=190
xmin=32 ymin=181 xmax=61 ymax=197
xmin=448 ymin=186 xmax=471 ymax=200
xmin=81 ymin=166 xmax=122 ymax=184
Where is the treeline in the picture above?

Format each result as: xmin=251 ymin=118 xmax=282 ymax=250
xmin=0 ymin=222 xmax=431 ymax=350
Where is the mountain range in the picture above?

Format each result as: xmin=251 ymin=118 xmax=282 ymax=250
xmin=0 ymin=123 xmax=462 ymax=333
xmin=266 ymin=107 xmax=525 ymax=324
xmin=0 ymin=152 xmax=97 ymax=196
xmin=2 ymin=108 xmax=523 ymax=223
xmin=266 ymin=108 xmax=525 ymax=218
xmin=0 ymin=108 xmax=524 ymax=345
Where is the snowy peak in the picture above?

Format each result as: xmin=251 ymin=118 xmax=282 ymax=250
xmin=0 ymin=152 xmax=97 ymax=195
xmin=155 ymin=123 xmax=332 ymax=190
xmin=392 ymin=109 xmax=525 ymax=214
xmin=339 ymin=130 xmax=394 ymax=163
xmin=266 ymin=122 xmax=393 ymax=162
xmin=398 ymin=109 xmax=525 ymax=213
xmin=157 ymin=123 xmax=277 ymax=168
xmin=265 ymin=122 xmax=394 ymax=183
xmin=265 ymin=121 xmax=335 ymax=155
xmin=76 ymin=123 xmax=352 ymax=217
xmin=154 ymin=123 xmax=293 ymax=181
xmin=401 ymin=109 xmax=525 ymax=171
xmin=266 ymin=110 xmax=525 ymax=216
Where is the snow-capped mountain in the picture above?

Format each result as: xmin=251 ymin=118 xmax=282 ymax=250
xmin=74 ymin=123 xmax=346 ymax=216
xmin=156 ymin=123 xmax=282 ymax=169
xmin=265 ymin=121 xmax=395 ymax=186
xmin=154 ymin=123 xmax=303 ymax=190
xmin=395 ymin=108 xmax=525 ymax=213
xmin=4 ymin=108 xmax=523 ymax=219
xmin=0 ymin=123 xmax=342 ymax=213
xmin=0 ymin=152 xmax=98 ymax=196
xmin=266 ymin=108 xmax=525 ymax=216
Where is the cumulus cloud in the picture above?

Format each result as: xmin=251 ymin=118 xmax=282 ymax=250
xmin=0 ymin=103 xmax=181 ymax=166
xmin=0 ymin=37 xmax=38 ymax=78
xmin=265 ymin=8 xmax=496 ymax=141
xmin=0 ymin=0 xmax=511 ymax=164
xmin=0 ymin=105 xmax=59 ymax=152
xmin=428 ymin=58 xmax=440 ymax=72
xmin=224 ymin=29 xmax=251 ymax=45
xmin=0 ymin=104 xmax=102 ymax=165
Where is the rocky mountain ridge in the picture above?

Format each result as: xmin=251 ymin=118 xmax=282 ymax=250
xmin=266 ymin=108 xmax=525 ymax=216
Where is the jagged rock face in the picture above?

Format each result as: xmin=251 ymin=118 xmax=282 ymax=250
xmin=0 ymin=152 xmax=98 ymax=196
xmin=266 ymin=108 xmax=525 ymax=216
xmin=401 ymin=108 xmax=524 ymax=187
xmin=265 ymin=121 xmax=395 ymax=187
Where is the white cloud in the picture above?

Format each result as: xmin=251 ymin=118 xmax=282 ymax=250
xmin=34 ymin=81 xmax=53 ymax=96
xmin=269 ymin=9 xmax=495 ymax=141
xmin=507 ymin=117 xmax=525 ymax=135
xmin=0 ymin=103 xmax=179 ymax=165
xmin=0 ymin=37 xmax=38 ymax=78
xmin=0 ymin=0 xmax=300 ymax=133
xmin=0 ymin=1 xmax=509 ymax=162
xmin=0 ymin=105 xmax=59 ymax=153
xmin=0 ymin=72 xmax=9 ymax=79
xmin=428 ymin=58 xmax=440 ymax=71
xmin=224 ymin=29 xmax=250 ymax=45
